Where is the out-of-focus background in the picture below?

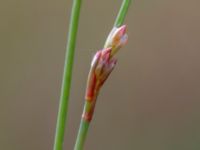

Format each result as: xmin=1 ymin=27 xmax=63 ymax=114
xmin=1 ymin=0 xmax=200 ymax=149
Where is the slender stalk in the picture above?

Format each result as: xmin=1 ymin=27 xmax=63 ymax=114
xmin=74 ymin=1 xmax=132 ymax=150
xmin=115 ymin=0 xmax=132 ymax=27
xmin=74 ymin=99 xmax=95 ymax=150
xmin=74 ymin=121 xmax=89 ymax=150
xmin=74 ymin=107 xmax=90 ymax=150
xmin=53 ymin=0 xmax=82 ymax=150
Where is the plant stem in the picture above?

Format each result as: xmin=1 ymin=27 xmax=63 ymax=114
xmin=53 ymin=0 xmax=82 ymax=150
xmin=74 ymin=1 xmax=132 ymax=150
xmin=74 ymin=120 xmax=90 ymax=150
xmin=115 ymin=0 xmax=132 ymax=27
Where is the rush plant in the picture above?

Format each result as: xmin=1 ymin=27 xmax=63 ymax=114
xmin=53 ymin=0 xmax=132 ymax=150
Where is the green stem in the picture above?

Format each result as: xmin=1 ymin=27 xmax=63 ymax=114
xmin=74 ymin=100 xmax=94 ymax=150
xmin=74 ymin=1 xmax=132 ymax=150
xmin=53 ymin=0 xmax=82 ymax=150
xmin=74 ymin=120 xmax=90 ymax=150
xmin=115 ymin=0 xmax=132 ymax=27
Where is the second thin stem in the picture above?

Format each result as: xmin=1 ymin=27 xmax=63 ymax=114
xmin=73 ymin=0 xmax=132 ymax=150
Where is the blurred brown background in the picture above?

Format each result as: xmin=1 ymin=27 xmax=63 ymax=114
xmin=0 ymin=0 xmax=200 ymax=149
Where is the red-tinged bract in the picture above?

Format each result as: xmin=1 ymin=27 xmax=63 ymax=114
xmin=82 ymin=25 xmax=128 ymax=122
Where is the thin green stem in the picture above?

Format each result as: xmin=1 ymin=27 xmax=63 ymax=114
xmin=115 ymin=0 xmax=132 ymax=27
xmin=53 ymin=0 xmax=82 ymax=150
xmin=74 ymin=100 xmax=94 ymax=150
xmin=74 ymin=120 xmax=90 ymax=150
xmin=74 ymin=1 xmax=132 ymax=150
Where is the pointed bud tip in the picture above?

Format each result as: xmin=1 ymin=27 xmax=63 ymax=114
xmin=102 ymin=47 xmax=112 ymax=52
xmin=118 ymin=25 xmax=127 ymax=35
xmin=91 ymin=51 xmax=101 ymax=68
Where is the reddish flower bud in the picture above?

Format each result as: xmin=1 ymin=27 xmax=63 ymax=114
xmin=104 ymin=25 xmax=128 ymax=56
xmin=85 ymin=48 xmax=117 ymax=101
xmin=83 ymin=25 xmax=128 ymax=122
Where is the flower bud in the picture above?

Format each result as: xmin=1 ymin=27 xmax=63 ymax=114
xmin=104 ymin=25 xmax=128 ymax=56
xmin=85 ymin=48 xmax=117 ymax=101
xmin=83 ymin=25 xmax=128 ymax=122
